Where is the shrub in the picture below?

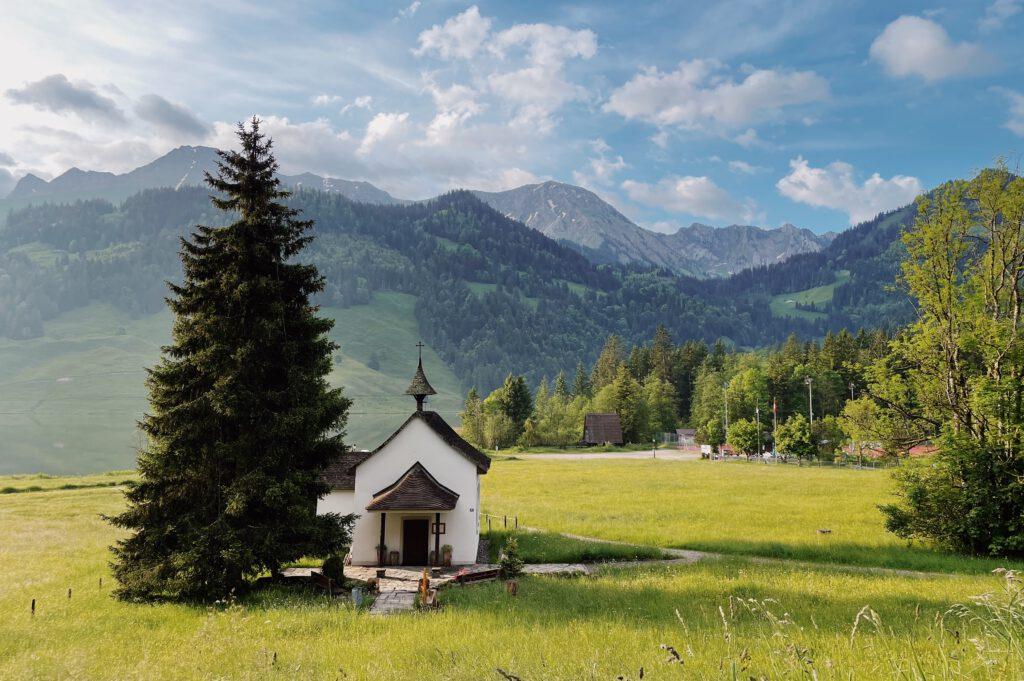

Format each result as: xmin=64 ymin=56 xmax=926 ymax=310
xmin=499 ymin=535 xmax=524 ymax=580
xmin=321 ymin=555 xmax=345 ymax=583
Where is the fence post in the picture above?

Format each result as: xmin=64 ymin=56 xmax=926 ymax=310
xmin=503 ymin=515 xmax=507 ymax=528
xmin=487 ymin=516 xmax=491 ymax=532
xmin=515 ymin=516 xmax=518 ymax=529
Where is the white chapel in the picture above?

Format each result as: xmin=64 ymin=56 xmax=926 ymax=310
xmin=317 ymin=351 xmax=491 ymax=566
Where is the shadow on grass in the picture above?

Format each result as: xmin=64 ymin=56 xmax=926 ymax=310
xmin=483 ymin=529 xmax=666 ymax=564
xmin=442 ymin=558 xmax=992 ymax=636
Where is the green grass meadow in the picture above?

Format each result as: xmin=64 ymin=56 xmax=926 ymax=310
xmin=0 ymin=293 xmax=461 ymax=475
xmin=482 ymin=529 xmax=666 ymax=563
xmin=481 ymin=458 xmax=1024 ymax=574
xmin=3 ymin=462 xmax=1024 ymax=679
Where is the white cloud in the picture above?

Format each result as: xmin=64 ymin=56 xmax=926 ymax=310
xmin=358 ymin=111 xmax=410 ymax=155
xmin=994 ymin=87 xmax=1024 ymax=136
xmin=415 ymin=8 xmax=596 ymax=133
xmin=471 ymin=167 xmax=541 ymax=192
xmin=488 ymin=22 xmax=597 ymax=66
xmin=777 ymin=157 xmax=922 ymax=225
xmin=572 ymin=138 xmax=626 ymax=189
xmin=727 ymin=160 xmax=766 ymax=175
xmin=396 ymin=1 xmax=421 ymax=20
xmin=734 ymin=128 xmax=763 ymax=148
xmin=414 ymin=6 xmax=491 ymax=60
xmin=650 ymin=130 xmax=670 ymax=148
xmin=604 ymin=59 xmax=828 ymax=132
xmin=979 ymin=0 xmax=1022 ymax=32
xmin=422 ymin=82 xmax=483 ymax=145
xmin=311 ymin=93 xmax=342 ymax=106
xmin=341 ymin=95 xmax=373 ymax=114
xmin=622 ymin=175 xmax=758 ymax=223
xmin=869 ymin=16 xmax=991 ymax=81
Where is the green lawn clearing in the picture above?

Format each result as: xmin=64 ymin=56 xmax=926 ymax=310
xmin=769 ymin=269 xmax=851 ymax=320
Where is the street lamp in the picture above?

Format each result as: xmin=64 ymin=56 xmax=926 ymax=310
xmin=847 ymin=381 xmax=856 ymax=466
xmin=722 ymin=382 xmax=729 ymax=457
xmin=804 ymin=377 xmax=814 ymax=426
xmin=755 ymin=404 xmax=761 ymax=458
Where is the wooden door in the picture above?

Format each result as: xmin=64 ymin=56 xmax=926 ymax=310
xmin=402 ymin=518 xmax=429 ymax=565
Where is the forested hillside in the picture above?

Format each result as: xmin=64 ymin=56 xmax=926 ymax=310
xmin=0 ymin=184 xmax=920 ymax=396
xmin=687 ymin=203 xmax=917 ymax=332
xmin=0 ymin=187 xmax=810 ymax=388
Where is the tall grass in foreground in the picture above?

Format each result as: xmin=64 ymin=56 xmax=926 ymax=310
xmin=4 ymin=480 xmax=1024 ymax=678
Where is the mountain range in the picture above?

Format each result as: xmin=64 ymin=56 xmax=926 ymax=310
xmin=3 ymin=146 xmax=832 ymax=279
xmin=474 ymin=181 xmax=835 ymax=277
xmin=0 ymin=156 xmax=919 ymax=473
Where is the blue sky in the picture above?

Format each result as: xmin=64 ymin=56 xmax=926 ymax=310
xmin=1 ymin=1 xmax=1022 ymax=234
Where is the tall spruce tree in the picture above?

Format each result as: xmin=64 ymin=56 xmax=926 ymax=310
xmin=572 ymin=361 xmax=591 ymax=398
xmin=109 ymin=119 xmax=353 ymax=600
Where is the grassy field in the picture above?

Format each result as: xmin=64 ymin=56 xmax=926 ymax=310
xmin=0 ymin=471 xmax=135 ymax=494
xmin=481 ymin=458 xmax=1024 ymax=574
xmin=489 ymin=443 xmax=662 ymax=456
xmin=0 ymin=293 xmax=462 ymax=475
xmin=769 ymin=269 xmax=851 ymax=321
xmin=482 ymin=529 xmax=666 ymax=563
xmin=2 ymin=476 xmax=1022 ymax=679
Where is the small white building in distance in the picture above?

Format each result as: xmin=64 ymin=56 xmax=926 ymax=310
xmin=317 ymin=350 xmax=491 ymax=566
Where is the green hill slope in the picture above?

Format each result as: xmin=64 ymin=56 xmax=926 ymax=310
xmin=0 ymin=294 xmax=461 ymax=475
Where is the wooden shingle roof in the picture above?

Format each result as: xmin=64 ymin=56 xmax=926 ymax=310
xmin=365 ymin=462 xmax=459 ymax=511
xmin=369 ymin=410 xmax=491 ymax=473
xmin=405 ymin=359 xmax=437 ymax=397
xmin=583 ymin=412 xmax=624 ymax=445
xmin=321 ymin=449 xmax=372 ymax=489
xmin=320 ymin=410 xmax=490 ymax=489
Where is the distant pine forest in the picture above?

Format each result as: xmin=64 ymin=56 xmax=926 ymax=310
xmin=0 ymin=186 xmax=914 ymax=392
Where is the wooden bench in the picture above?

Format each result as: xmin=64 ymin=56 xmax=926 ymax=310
xmin=454 ymin=568 xmax=500 ymax=584
xmin=311 ymin=571 xmax=333 ymax=594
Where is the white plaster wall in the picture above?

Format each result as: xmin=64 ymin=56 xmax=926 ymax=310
xmin=316 ymin=490 xmax=354 ymax=517
xmin=347 ymin=417 xmax=481 ymax=565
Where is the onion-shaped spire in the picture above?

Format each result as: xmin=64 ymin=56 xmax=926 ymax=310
xmin=405 ymin=342 xmax=437 ymax=411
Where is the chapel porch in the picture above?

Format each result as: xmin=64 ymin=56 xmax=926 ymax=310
xmin=363 ymin=460 xmax=462 ymax=567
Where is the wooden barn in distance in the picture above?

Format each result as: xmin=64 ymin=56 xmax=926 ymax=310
xmin=582 ymin=412 xmax=624 ymax=445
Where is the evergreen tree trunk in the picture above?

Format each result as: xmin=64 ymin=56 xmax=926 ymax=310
xmin=108 ymin=119 xmax=353 ymax=600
